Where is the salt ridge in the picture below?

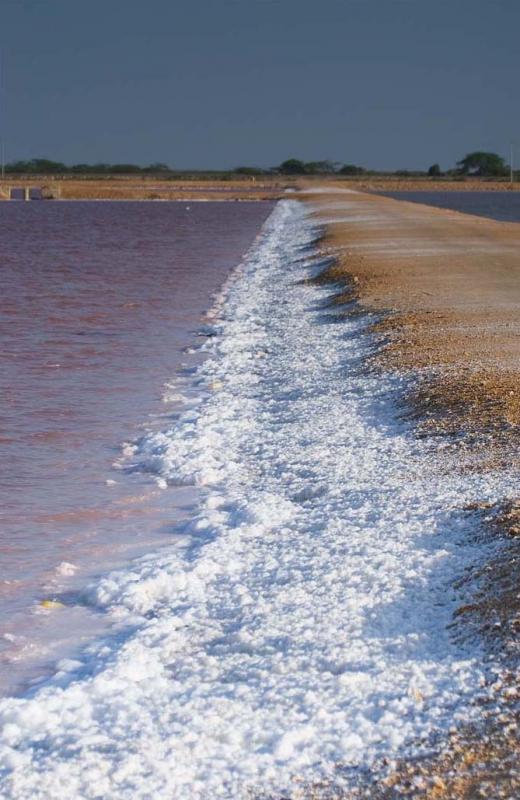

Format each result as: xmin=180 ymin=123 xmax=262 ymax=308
xmin=0 ymin=200 xmax=512 ymax=798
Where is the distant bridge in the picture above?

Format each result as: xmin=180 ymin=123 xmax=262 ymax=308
xmin=0 ymin=185 xmax=59 ymax=200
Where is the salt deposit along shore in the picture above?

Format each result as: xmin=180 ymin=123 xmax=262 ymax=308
xmin=0 ymin=199 xmax=518 ymax=798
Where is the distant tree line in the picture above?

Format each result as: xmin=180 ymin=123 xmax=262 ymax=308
xmin=239 ymin=151 xmax=512 ymax=178
xmin=4 ymin=158 xmax=368 ymax=177
xmin=1 ymin=151 xmax=513 ymax=179
xmin=234 ymin=160 xmax=368 ymax=176
xmin=4 ymin=159 xmax=172 ymax=174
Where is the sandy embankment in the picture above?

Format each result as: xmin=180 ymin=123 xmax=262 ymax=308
xmin=302 ymin=185 xmax=520 ymax=447
xmin=342 ymin=178 xmax=520 ymax=193
xmin=302 ymin=185 xmax=520 ymax=797
xmin=0 ymin=178 xmax=283 ymax=201
xmin=1 ymin=175 xmax=518 ymax=201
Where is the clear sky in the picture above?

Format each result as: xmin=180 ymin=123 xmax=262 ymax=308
xmin=2 ymin=0 xmax=519 ymax=171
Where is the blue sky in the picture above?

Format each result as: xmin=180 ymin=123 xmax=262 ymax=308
xmin=2 ymin=0 xmax=518 ymax=170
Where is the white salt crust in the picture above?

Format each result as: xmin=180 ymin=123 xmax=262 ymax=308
xmin=0 ymin=201 xmax=513 ymax=799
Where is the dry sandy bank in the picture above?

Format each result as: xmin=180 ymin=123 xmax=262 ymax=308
xmin=301 ymin=184 xmax=520 ymax=446
xmin=0 ymin=178 xmax=283 ymax=201
xmin=338 ymin=178 xmax=520 ymax=193
xmin=300 ymin=184 xmax=520 ymax=797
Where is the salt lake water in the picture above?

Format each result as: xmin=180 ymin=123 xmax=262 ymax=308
xmin=0 ymin=199 xmax=273 ymax=694
xmin=379 ymin=190 xmax=520 ymax=222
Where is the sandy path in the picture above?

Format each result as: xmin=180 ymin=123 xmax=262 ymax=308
xmin=299 ymin=186 xmax=520 ymax=797
xmin=302 ymin=185 xmax=520 ymax=439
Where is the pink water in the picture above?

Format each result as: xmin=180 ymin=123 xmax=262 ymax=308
xmin=0 ymin=200 xmax=273 ymax=695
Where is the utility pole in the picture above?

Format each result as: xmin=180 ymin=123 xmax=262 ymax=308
xmin=0 ymin=48 xmax=4 ymax=181
xmin=510 ymin=142 xmax=514 ymax=185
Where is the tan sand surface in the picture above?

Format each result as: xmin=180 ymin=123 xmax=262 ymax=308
xmin=0 ymin=178 xmax=283 ymax=201
xmin=300 ymin=184 xmax=520 ymax=796
xmin=302 ymin=185 xmax=520 ymax=439
xmin=337 ymin=178 xmax=520 ymax=192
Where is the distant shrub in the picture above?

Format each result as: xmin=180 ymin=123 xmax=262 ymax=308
xmin=304 ymin=160 xmax=338 ymax=174
xmin=5 ymin=159 xmax=173 ymax=176
xmin=278 ymin=158 xmax=307 ymax=175
xmin=339 ymin=164 xmax=365 ymax=176
xmin=6 ymin=158 xmax=66 ymax=174
xmin=144 ymin=163 xmax=171 ymax=173
xmin=456 ymin=151 xmax=508 ymax=177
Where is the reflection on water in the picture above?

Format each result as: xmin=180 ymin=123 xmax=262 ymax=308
xmin=0 ymin=200 xmax=273 ymax=694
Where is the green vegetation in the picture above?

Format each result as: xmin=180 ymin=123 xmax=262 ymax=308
xmin=1 ymin=151 xmax=514 ymax=180
xmin=278 ymin=159 xmax=308 ymax=175
xmin=4 ymin=159 xmax=173 ymax=175
xmin=339 ymin=164 xmax=366 ymax=176
xmin=277 ymin=158 xmax=363 ymax=175
xmin=272 ymin=152 xmax=512 ymax=178
xmin=303 ymin=161 xmax=339 ymax=175
xmin=456 ymin=151 xmax=508 ymax=177
xmin=272 ymin=152 xmax=512 ymax=179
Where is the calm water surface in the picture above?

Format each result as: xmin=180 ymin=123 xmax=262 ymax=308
xmin=379 ymin=190 xmax=520 ymax=222
xmin=0 ymin=200 xmax=273 ymax=694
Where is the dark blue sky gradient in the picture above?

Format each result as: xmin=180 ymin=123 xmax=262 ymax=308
xmin=2 ymin=0 xmax=519 ymax=170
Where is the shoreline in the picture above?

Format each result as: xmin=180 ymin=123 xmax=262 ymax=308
xmin=0 ymin=199 xmax=274 ymax=698
xmin=3 ymin=175 xmax=520 ymax=203
xmin=1 ymin=199 xmax=517 ymax=797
